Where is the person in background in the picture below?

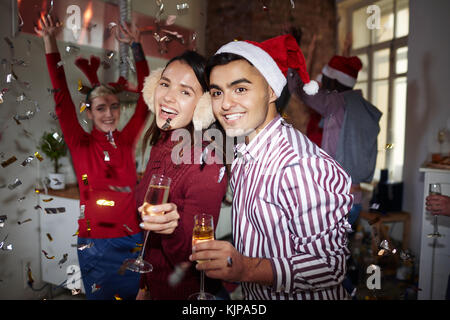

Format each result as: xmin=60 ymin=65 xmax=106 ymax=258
xmin=37 ymin=15 xmax=149 ymax=299
xmin=135 ymin=50 xmax=229 ymax=300
xmin=191 ymin=34 xmax=354 ymax=300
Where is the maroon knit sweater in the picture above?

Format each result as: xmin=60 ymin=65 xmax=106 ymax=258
xmin=135 ymin=131 xmax=228 ymax=299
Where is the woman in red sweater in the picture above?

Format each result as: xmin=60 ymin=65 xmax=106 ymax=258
xmin=36 ymin=16 xmax=149 ymax=299
xmin=135 ymin=51 xmax=229 ymax=299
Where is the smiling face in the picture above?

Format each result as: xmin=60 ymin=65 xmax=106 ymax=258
xmin=153 ymin=60 xmax=204 ymax=130
xmin=86 ymin=94 xmax=120 ymax=133
xmin=209 ymin=59 xmax=278 ymax=142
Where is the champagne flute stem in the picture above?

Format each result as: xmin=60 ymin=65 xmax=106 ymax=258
xmin=200 ymin=270 xmax=205 ymax=299
xmin=138 ymin=230 xmax=150 ymax=260
xmin=433 ymin=215 xmax=438 ymax=234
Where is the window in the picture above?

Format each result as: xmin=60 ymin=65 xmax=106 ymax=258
xmin=345 ymin=0 xmax=409 ymax=182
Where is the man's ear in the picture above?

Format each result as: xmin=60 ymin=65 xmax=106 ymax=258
xmin=268 ymin=86 xmax=277 ymax=104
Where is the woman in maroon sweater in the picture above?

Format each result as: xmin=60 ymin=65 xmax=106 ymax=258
xmin=135 ymin=51 xmax=229 ymax=299
xmin=36 ymin=16 xmax=149 ymax=299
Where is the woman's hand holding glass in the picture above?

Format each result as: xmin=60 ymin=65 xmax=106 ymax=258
xmin=138 ymin=203 xmax=180 ymax=235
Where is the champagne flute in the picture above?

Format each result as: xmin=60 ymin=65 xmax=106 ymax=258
xmin=122 ymin=174 xmax=171 ymax=273
xmin=188 ymin=214 xmax=215 ymax=300
xmin=427 ymin=183 xmax=442 ymax=238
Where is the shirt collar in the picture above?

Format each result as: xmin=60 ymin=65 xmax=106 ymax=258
xmin=234 ymin=115 xmax=283 ymax=161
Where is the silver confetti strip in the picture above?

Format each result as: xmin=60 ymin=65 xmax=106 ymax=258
xmin=104 ymin=151 xmax=110 ymax=162
xmin=0 ymin=215 xmax=7 ymax=228
xmin=44 ymin=207 xmax=66 ymax=214
xmin=65 ymin=45 xmax=80 ymax=55
xmin=108 ymin=185 xmax=131 ymax=193
xmin=123 ymin=224 xmax=133 ymax=233
xmin=77 ymin=242 xmax=94 ymax=251
xmin=8 ymin=178 xmax=22 ymax=190
xmin=52 ymin=132 xmax=62 ymax=143
xmin=21 ymin=155 xmax=34 ymax=167
xmin=79 ymin=205 xmax=85 ymax=219
xmin=17 ymin=218 xmax=32 ymax=225
xmin=14 ymin=110 xmax=35 ymax=121
xmin=176 ymin=3 xmax=189 ymax=15
xmin=58 ymin=253 xmax=68 ymax=267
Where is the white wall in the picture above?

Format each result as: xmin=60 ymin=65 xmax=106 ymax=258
xmin=0 ymin=0 xmax=207 ymax=299
xmin=403 ymin=0 xmax=450 ymax=258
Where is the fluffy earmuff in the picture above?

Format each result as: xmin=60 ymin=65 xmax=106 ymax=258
xmin=142 ymin=68 xmax=215 ymax=130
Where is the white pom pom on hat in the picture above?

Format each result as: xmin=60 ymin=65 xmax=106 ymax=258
xmin=216 ymin=34 xmax=318 ymax=96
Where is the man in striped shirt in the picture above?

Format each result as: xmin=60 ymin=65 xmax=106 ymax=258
xmin=190 ymin=35 xmax=354 ymax=300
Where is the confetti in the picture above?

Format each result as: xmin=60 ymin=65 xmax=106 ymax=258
xmin=42 ymin=250 xmax=55 ymax=259
xmin=0 ymin=215 xmax=7 ymax=228
xmin=42 ymin=198 xmax=54 ymax=202
xmin=8 ymin=178 xmax=22 ymax=190
xmin=1 ymin=156 xmax=17 ymax=167
xmin=20 ymin=156 xmax=34 ymax=167
xmin=26 ymin=264 xmax=34 ymax=287
xmin=56 ymin=60 xmax=65 ymax=68
xmin=65 ymin=45 xmax=80 ymax=55
xmin=58 ymin=253 xmax=68 ymax=268
xmin=108 ymin=22 xmax=117 ymax=29
xmin=49 ymin=112 xmax=58 ymax=120
xmin=114 ymin=294 xmax=122 ymax=300
xmin=91 ymin=283 xmax=101 ymax=293
xmin=44 ymin=207 xmax=66 ymax=214
xmin=290 ymin=0 xmax=295 ymax=8
xmin=52 ymin=178 xmax=62 ymax=186
xmin=123 ymin=224 xmax=133 ymax=233
xmin=46 ymin=233 xmax=53 ymax=241
xmin=6 ymin=73 xmax=16 ymax=83
xmin=108 ymin=185 xmax=131 ymax=193
xmin=86 ymin=219 xmax=91 ymax=232
xmin=18 ymin=218 xmax=32 ymax=225
xmin=82 ymin=174 xmax=88 ymax=185
xmin=18 ymin=196 xmax=26 ymax=202
xmin=34 ymin=151 xmax=44 ymax=161
xmin=14 ymin=110 xmax=35 ymax=121
xmin=176 ymin=3 xmax=189 ymax=15
xmin=106 ymin=131 xmax=117 ymax=148
xmin=77 ymin=242 xmax=93 ymax=251
xmin=161 ymin=118 xmax=171 ymax=130
xmin=4 ymin=37 xmax=14 ymax=48
xmin=96 ymin=199 xmax=115 ymax=207
xmin=52 ymin=132 xmax=62 ymax=143
xmin=34 ymin=205 xmax=42 ymax=210
xmin=79 ymin=205 xmax=85 ymax=219
xmin=104 ymin=151 xmax=110 ymax=162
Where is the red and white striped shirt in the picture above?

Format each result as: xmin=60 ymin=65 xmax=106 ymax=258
xmin=230 ymin=115 xmax=353 ymax=300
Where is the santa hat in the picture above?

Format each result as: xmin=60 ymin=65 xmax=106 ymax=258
xmin=142 ymin=68 xmax=215 ymax=131
xmin=215 ymin=34 xmax=318 ymax=96
xmin=321 ymin=55 xmax=362 ymax=88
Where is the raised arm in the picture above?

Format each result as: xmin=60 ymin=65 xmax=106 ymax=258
xmin=36 ymin=15 xmax=87 ymax=148
xmin=113 ymin=22 xmax=150 ymax=143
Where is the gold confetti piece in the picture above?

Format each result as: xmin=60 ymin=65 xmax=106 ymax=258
xmin=35 ymin=188 xmax=40 ymax=194
xmin=385 ymin=143 xmax=394 ymax=150
xmin=86 ymin=219 xmax=92 ymax=232
xmin=130 ymin=246 xmax=142 ymax=254
xmin=1 ymin=156 xmax=17 ymax=167
xmin=34 ymin=151 xmax=44 ymax=161
xmin=79 ymin=101 xmax=88 ymax=113
xmin=96 ymin=199 xmax=115 ymax=206
xmin=42 ymin=198 xmax=54 ymax=202
xmin=18 ymin=218 xmax=31 ymax=225
xmin=73 ymin=229 xmax=79 ymax=237
xmin=46 ymin=233 xmax=53 ymax=241
xmin=42 ymin=250 xmax=55 ymax=259
xmin=114 ymin=294 xmax=122 ymax=300
xmin=26 ymin=264 xmax=34 ymax=287
xmin=82 ymin=174 xmax=88 ymax=185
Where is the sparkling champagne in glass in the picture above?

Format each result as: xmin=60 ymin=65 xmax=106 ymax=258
xmin=427 ymin=183 xmax=442 ymax=238
xmin=188 ymin=214 xmax=215 ymax=300
xmin=122 ymin=174 xmax=171 ymax=273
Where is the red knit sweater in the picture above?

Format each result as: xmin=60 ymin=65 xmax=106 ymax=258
xmin=135 ymin=131 xmax=228 ymax=299
xmin=45 ymin=51 xmax=149 ymax=239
